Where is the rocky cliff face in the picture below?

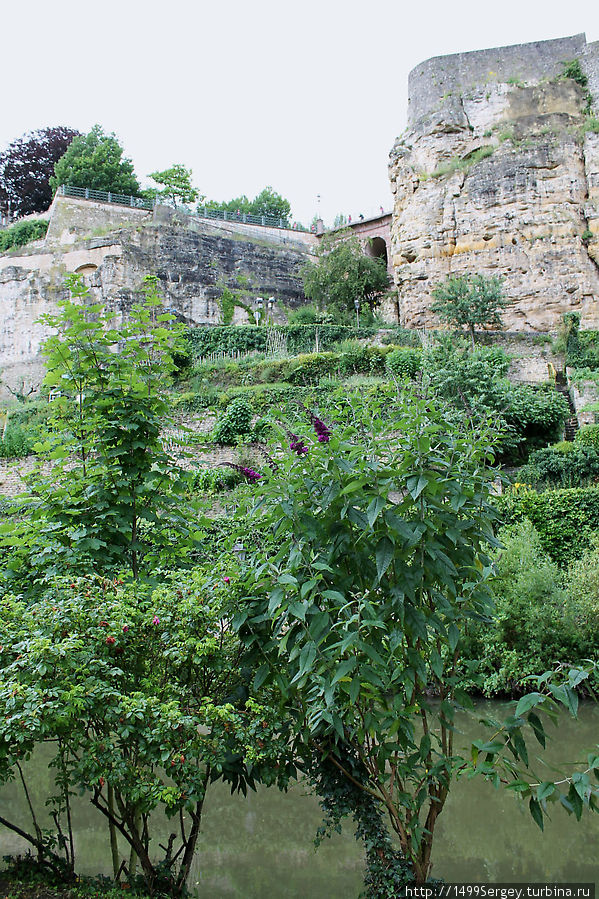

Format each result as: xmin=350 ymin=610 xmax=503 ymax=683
xmin=0 ymin=199 xmax=311 ymax=395
xmin=389 ymin=33 xmax=599 ymax=331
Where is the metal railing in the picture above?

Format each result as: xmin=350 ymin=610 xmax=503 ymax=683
xmin=194 ymin=206 xmax=308 ymax=232
xmin=59 ymin=184 xmax=155 ymax=210
xmin=58 ymin=185 xmax=313 ymax=232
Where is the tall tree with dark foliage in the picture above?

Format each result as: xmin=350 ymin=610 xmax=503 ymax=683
xmin=0 ymin=126 xmax=80 ymax=218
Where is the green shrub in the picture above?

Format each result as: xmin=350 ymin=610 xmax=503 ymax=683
xmin=379 ymin=327 xmax=423 ymax=347
xmin=519 ymin=443 xmax=599 ymax=489
xmin=575 ymin=424 xmax=599 ymax=450
xmin=191 ymin=465 xmax=243 ymax=493
xmin=212 ymin=396 xmax=253 ymax=444
xmin=187 ymin=324 xmax=376 ymax=358
xmin=338 ymin=345 xmax=390 ymax=376
xmin=565 ymin=540 xmax=599 ymax=635
xmin=496 ymin=485 xmax=599 ymax=565
xmin=385 ymin=347 xmax=422 ymax=379
xmin=0 ymin=423 xmax=36 ymax=458
xmin=0 ymin=218 xmax=49 ymax=252
xmin=461 ymin=520 xmax=582 ymax=694
xmin=172 ymin=389 xmax=221 ymax=411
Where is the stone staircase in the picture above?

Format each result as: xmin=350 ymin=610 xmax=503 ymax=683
xmin=555 ymin=376 xmax=579 ymax=441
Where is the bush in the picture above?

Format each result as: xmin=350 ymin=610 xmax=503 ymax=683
xmin=187 ymin=324 xmax=376 ymax=358
xmin=575 ymin=424 xmax=599 ymax=450
xmin=496 ymin=485 xmax=599 ymax=565
xmin=379 ymin=327 xmax=423 ymax=347
xmin=0 ymin=422 xmax=36 ymax=458
xmin=461 ymin=520 xmax=583 ymax=694
xmin=0 ymin=218 xmax=48 ymax=252
xmin=338 ymin=345 xmax=390 ymax=377
xmin=385 ymin=347 xmax=422 ymax=379
xmin=212 ymin=396 xmax=253 ymax=444
xmin=519 ymin=442 xmax=599 ymax=489
xmin=191 ymin=465 xmax=243 ymax=493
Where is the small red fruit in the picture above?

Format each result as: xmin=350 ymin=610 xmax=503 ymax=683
xmin=106 ymin=636 xmax=116 ymax=645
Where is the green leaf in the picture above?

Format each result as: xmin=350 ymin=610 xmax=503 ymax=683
xmin=332 ymin=657 xmax=358 ymax=684
xmin=536 ymin=782 xmax=555 ymax=802
xmin=515 ymin=692 xmax=544 ymax=718
xmin=253 ymin=663 xmax=270 ymax=691
xmin=529 ymin=796 xmax=544 ymax=831
xmin=367 ymin=495 xmax=386 ymax=528
xmin=375 ymin=536 xmax=394 ymax=582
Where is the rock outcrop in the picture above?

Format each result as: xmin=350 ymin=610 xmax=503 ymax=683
xmin=0 ymin=196 xmax=313 ymax=395
xmin=389 ymin=33 xmax=599 ymax=331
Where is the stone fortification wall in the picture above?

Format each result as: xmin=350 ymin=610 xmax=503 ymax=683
xmin=0 ymin=211 xmax=309 ymax=397
xmin=390 ymin=33 xmax=599 ymax=332
xmin=45 ymin=194 xmax=152 ymax=245
xmin=408 ymin=34 xmax=588 ymax=126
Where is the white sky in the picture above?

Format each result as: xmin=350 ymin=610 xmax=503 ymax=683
xmin=1 ymin=0 xmax=598 ymax=226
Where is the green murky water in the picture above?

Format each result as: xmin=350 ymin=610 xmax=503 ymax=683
xmin=1 ymin=703 xmax=598 ymax=895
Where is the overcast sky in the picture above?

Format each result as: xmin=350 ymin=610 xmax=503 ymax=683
xmin=2 ymin=0 xmax=598 ymax=226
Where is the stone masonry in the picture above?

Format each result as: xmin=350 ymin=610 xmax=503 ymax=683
xmin=389 ymin=33 xmax=599 ymax=331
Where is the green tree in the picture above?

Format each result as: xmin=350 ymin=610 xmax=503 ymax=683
xmin=236 ymin=395 xmax=598 ymax=888
xmin=250 ymin=185 xmax=291 ymax=224
xmin=50 ymin=125 xmax=140 ymax=196
xmin=302 ymin=232 xmax=389 ymax=322
xmin=431 ymin=273 xmax=506 ymax=349
xmin=204 ymin=186 xmax=292 ymax=225
xmin=148 ymin=163 xmax=200 ymax=208
xmin=1 ymin=273 xmax=196 ymax=584
xmin=0 ymin=570 xmax=291 ymax=894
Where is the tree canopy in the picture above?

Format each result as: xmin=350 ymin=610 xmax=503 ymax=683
xmin=50 ymin=125 xmax=140 ymax=196
xmin=431 ymin=272 xmax=506 ymax=349
xmin=0 ymin=126 xmax=80 ymax=217
xmin=301 ymin=232 xmax=389 ymax=321
xmin=206 ymin=185 xmax=291 ymax=224
xmin=148 ymin=164 xmax=200 ymax=207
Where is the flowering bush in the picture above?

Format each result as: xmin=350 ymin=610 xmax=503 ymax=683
xmin=0 ymin=570 xmax=292 ymax=894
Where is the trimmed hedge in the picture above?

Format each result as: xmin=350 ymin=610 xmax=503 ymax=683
xmin=496 ymin=486 xmax=599 ymax=566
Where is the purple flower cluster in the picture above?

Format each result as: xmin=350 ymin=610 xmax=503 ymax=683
xmin=289 ymin=435 xmax=309 ymax=456
xmin=240 ymin=466 xmax=263 ymax=483
xmin=312 ymin=416 xmax=331 ymax=443
xmin=223 ymin=462 xmax=263 ymax=483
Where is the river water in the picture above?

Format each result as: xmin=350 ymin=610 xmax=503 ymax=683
xmin=1 ymin=702 xmax=598 ymax=895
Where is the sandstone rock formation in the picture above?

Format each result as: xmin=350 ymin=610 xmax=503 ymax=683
xmin=0 ymin=196 xmax=313 ymax=395
xmin=389 ymin=33 xmax=599 ymax=331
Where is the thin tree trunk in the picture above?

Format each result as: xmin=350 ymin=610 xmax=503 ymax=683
xmin=107 ymin=784 xmax=121 ymax=881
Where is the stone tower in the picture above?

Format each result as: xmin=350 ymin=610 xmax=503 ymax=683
xmin=389 ymin=34 xmax=599 ymax=331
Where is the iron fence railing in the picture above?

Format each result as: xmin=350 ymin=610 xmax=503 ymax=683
xmin=58 ymin=185 xmax=311 ymax=232
xmin=59 ymin=184 xmax=155 ymax=209
xmin=194 ymin=206 xmax=308 ymax=232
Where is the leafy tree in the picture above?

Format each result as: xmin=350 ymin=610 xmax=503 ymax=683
xmin=235 ymin=395 xmax=598 ymax=888
xmin=333 ymin=212 xmax=348 ymax=229
xmin=302 ymin=232 xmax=389 ymax=322
xmin=250 ymin=186 xmax=291 ymax=224
xmin=0 ymin=126 xmax=80 ymax=217
xmin=148 ymin=163 xmax=200 ymax=207
xmin=1 ymin=273 xmax=197 ymax=584
xmin=431 ymin=273 xmax=506 ymax=349
xmin=49 ymin=125 xmax=140 ymax=196
xmin=0 ymin=570 xmax=291 ymax=894
xmin=204 ymin=185 xmax=291 ymax=225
